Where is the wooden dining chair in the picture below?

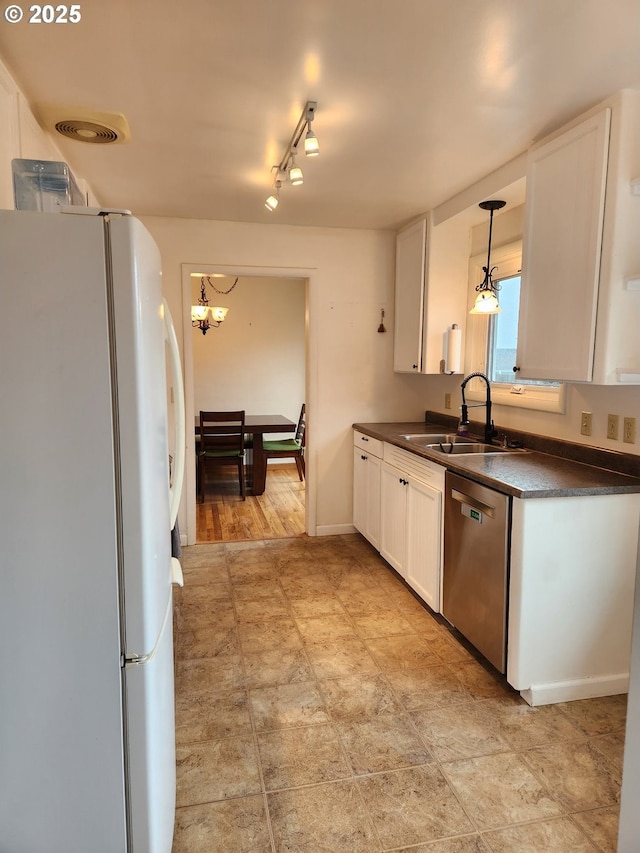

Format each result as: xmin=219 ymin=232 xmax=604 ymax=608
xmin=262 ymin=404 xmax=306 ymax=482
xmin=197 ymin=411 xmax=246 ymax=502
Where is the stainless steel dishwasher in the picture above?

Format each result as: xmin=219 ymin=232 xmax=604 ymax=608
xmin=442 ymin=471 xmax=511 ymax=673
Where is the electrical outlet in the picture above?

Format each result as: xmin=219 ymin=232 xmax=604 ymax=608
xmin=607 ymin=414 xmax=619 ymax=440
xmin=580 ymin=411 xmax=592 ymax=436
xmin=444 ymin=393 xmax=452 ymax=410
xmin=624 ymin=417 xmax=637 ymax=444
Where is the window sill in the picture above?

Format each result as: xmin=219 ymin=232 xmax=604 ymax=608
xmin=466 ymin=382 xmax=566 ymax=414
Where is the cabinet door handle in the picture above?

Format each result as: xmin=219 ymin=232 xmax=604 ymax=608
xmin=361 ymin=436 xmax=369 ymax=441
xmin=361 ymin=454 xmax=368 ymax=460
xmin=513 ymin=365 xmax=520 ymax=373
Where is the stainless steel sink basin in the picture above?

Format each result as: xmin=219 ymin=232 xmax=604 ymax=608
xmin=428 ymin=442 xmax=510 ymax=455
xmin=401 ymin=433 xmax=469 ymax=445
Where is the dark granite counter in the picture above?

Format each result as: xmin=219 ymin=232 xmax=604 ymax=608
xmin=353 ymin=421 xmax=640 ymax=499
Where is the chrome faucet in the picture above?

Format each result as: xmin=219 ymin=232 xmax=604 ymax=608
xmin=459 ymin=372 xmax=498 ymax=444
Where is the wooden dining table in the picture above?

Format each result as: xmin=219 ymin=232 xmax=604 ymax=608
xmin=195 ymin=414 xmax=296 ymax=496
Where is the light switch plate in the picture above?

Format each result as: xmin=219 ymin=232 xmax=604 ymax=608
xmin=580 ymin=412 xmax=592 ymax=436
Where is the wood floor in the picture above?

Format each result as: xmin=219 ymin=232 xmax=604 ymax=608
xmin=196 ymin=462 xmax=306 ymax=543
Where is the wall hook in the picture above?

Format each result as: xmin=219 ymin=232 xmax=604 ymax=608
xmin=377 ymin=309 xmax=387 ymax=333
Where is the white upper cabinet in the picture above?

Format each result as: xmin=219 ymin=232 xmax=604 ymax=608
xmin=517 ymin=90 xmax=640 ymax=384
xmin=394 ymin=213 xmax=469 ymax=374
xmin=394 ymin=217 xmax=426 ymax=372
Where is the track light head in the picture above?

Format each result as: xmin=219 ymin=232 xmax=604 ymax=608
xmin=289 ymin=150 xmax=303 ymax=185
xmin=265 ymin=179 xmax=282 ymax=211
xmin=304 ymin=127 xmax=319 ymax=157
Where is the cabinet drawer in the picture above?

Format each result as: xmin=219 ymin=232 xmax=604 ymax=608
xmin=353 ymin=430 xmax=383 ymax=458
xmin=383 ymin=443 xmax=445 ymax=489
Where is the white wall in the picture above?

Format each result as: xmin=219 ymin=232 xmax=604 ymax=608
xmin=191 ymin=274 xmax=305 ymax=428
xmin=140 ymin=215 xmax=434 ymax=537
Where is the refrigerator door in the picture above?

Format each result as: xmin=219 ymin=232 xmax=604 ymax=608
xmin=0 ymin=210 xmax=127 ymax=851
xmin=125 ymin=597 xmax=176 ymax=853
xmin=107 ymin=215 xmax=172 ymax=658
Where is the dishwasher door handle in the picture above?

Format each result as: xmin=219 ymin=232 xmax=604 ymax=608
xmin=450 ymin=488 xmax=496 ymax=520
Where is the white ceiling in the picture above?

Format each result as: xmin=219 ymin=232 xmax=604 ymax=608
xmin=1 ymin=0 xmax=639 ymax=230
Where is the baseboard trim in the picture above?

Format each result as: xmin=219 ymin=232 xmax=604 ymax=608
xmin=519 ymin=673 xmax=629 ymax=706
xmin=315 ymin=523 xmax=356 ymax=537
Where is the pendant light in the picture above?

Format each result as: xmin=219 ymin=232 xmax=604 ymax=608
xmin=470 ymin=199 xmax=506 ymax=315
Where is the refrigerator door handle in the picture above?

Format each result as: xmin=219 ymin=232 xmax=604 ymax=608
xmin=124 ymin=597 xmax=172 ymax=668
xmin=171 ymin=557 xmax=184 ymax=587
xmin=164 ymin=299 xmax=186 ymax=530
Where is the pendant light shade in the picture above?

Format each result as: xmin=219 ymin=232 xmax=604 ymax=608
xmin=470 ymin=199 xmax=506 ymax=315
xmin=470 ymin=290 xmax=502 ymax=314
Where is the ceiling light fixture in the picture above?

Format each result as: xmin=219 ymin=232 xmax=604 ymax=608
xmin=264 ymin=100 xmax=318 ymax=211
xmin=469 ymin=199 xmax=507 ymax=315
xmin=191 ymin=276 xmax=238 ymax=335
xmin=265 ymin=180 xmax=281 ymax=211
xmin=289 ymin=149 xmax=303 ymax=186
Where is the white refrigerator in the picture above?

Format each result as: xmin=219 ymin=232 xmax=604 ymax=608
xmin=0 ymin=208 xmax=186 ymax=852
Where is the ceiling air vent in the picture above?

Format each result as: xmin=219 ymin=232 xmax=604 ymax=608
xmin=37 ymin=105 xmax=130 ymax=144
xmin=54 ymin=120 xmax=120 ymax=144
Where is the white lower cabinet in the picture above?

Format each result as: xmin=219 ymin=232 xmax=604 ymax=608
xmin=508 ymin=491 xmax=640 ymax=705
xmin=379 ymin=443 xmax=445 ymax=612
xmin=352 ymin=431 xmax=383 ymax=550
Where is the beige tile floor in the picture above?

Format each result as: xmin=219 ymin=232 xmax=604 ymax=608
xmin=171 ymin=535 xmax=625 ymax=852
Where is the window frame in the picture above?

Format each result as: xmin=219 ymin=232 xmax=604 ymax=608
xmin=464 ymin=240 xmax=566 ymax=414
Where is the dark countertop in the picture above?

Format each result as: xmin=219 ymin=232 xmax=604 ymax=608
xmin=353 ymin=421 xmax=640 ymax=499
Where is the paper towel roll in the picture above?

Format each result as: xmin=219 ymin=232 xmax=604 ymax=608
xmin=445 ymin=325 xmax=462 ymax=374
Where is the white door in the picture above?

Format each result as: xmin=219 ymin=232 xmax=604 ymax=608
xmin=394 ymin=218 xmax=426 ymax=372
xmin=380 ymin=462 xmax=407 ymax=576
xmin=517 ymin=108 xmax=610 ymax=382
xmin=406 ymin=478 xmax=442 ymax=612
xmin=125 ymin=599 xmax=176 ymax=853
xmin=109 ymin=215 xmax=172 ymax=657
xmin=0 ymin=210 xmax=128 ymax=851
xmin=353 ymin=447 xmax=381 ymax=550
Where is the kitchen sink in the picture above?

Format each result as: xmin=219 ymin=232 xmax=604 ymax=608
xmin=428 ymin=442 xmax=510 ymax=454
xmin=401 ymin=433 xmax=470 ymax=445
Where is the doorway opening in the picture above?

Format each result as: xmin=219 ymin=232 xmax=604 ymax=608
xmin=181 ymin=264 xmax=314 ymax=545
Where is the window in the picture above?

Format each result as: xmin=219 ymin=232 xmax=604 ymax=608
xmin=464 ymin=242 xmax=566 ymax=413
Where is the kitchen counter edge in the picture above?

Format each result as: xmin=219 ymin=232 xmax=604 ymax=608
xmin=353 ymin=422 xmax=640 ymax=499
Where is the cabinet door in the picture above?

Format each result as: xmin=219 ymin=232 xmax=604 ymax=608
xmin=517 ymin=108 xmax=610 ymax=382
xmin=406 ymin=478 xmax=442 ymax=612
xmin=353 ymin=447 xmax=381 ymax=550
xmin=379 ymin=462 xmax=407 ymax=576
xmin=394 ymin=218 xmax=426 ymax=373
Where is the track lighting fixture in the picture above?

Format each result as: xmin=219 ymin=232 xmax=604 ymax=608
xmin=265 ymin=180 xmax=281 ymax=211
xmin=264 ymin=100 xmax=318 ymax=211
xmin=469 ymin=199 xmax=506 ymax=315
